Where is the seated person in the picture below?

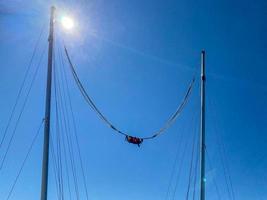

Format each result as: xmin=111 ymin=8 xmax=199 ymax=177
xmin=125 ymin=135 xmax=143 ymax=147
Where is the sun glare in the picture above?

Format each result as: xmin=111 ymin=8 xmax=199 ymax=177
xmin=61 ymin=16 xmax=74 ymax=30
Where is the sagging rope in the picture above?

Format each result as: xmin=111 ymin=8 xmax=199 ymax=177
xmin=64 ymin=46 xmax=195 ymax=145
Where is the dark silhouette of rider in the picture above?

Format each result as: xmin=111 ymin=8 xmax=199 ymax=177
xmin=125 ymin=135 xmax=143 ymax=147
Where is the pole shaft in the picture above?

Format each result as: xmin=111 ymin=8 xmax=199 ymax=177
xmin=200 ymin=50 xmax=206 ymax=200
xmin=40 ymin=6 xmax=55 ymax=200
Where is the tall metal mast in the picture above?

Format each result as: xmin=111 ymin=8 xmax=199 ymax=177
xmin=200 ymin=50 xmax=206 ymax=200
xmin=40 ymin=6 xmax=55 ymax=200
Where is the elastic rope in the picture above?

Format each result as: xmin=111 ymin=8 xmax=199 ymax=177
xmin=64 ymin=46 xmax=195 ymax=140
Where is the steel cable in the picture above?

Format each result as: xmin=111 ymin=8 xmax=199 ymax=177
xmin=58 ymin=44 xmax=89 ymax=200
xmin=0 ymin=47 xmax=46 ymax=170
xmin=6 ymin=119 xmax=44 ymax=200
xmin=0 ymin=25 xmax=45 ymax=148
xmin=54 ymin=48 xmax=80 ymax=200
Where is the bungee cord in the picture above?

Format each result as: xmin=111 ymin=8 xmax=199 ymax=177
xmin=0 ymin=7 xmax=233 ymax=200
xmin=64 ymin=46 xmax=195 ymax=143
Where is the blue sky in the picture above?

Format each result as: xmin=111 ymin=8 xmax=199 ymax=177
xmin=0 ymin=0 xmax=267 ymax=199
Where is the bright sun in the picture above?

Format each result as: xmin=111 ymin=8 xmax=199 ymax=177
xmin=61 ymin=16 xmax=74 ymax=30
